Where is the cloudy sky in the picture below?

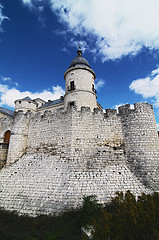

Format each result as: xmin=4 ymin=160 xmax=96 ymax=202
xmin=0 ymin=0 xmax=159 ymax=127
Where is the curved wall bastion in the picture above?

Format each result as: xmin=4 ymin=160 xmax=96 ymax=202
xmin=0 ymin=50 xmax=159 ymax=216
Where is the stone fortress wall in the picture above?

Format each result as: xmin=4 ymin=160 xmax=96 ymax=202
xmin=7 ymin=102 xmax=159 ymax=189
xmin=0 ymin=101 xmax=158 ymax=216
xmin=0 ymin=49 xmax=159 ymax=216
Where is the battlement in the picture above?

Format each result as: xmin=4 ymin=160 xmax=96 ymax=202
xmin=1 ymin=48 xmax=159 ymax=217
xmin=118 ymin=103 xmax=153 ymax=115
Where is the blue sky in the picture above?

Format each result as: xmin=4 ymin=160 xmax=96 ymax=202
xmin=0 ymin=0 xmax=159 ymax=127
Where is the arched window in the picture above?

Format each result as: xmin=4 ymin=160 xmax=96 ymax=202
xmin=4 ymin=130 xmax=11 ymax=144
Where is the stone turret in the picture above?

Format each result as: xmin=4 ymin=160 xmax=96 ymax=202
xmin=15 ymin=97 xmax=37 ymax=113
xmin=64 ymin=48 xmax=97 ymax=111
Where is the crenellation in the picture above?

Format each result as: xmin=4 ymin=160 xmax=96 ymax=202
xmin=0 ymin=50 xmax=159 ymax=216
xmin=105 ymin=108 xmax=117 ymax=116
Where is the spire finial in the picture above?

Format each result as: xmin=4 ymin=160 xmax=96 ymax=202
xmin=77 ymin=45 xmax=82 ymax=56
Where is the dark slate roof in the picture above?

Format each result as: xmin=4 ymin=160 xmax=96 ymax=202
xmin=0 ymin=107 xmax=14 ymax=117
xmin=22 ymin=96 xmax=32 ymax=101
xmin=69 ymin=49 xmax=90 ymax=68
xmin=38 ymin=98 xmax=64 ymax=109
xmin=15 ymin=96 xmax=35 ymax=104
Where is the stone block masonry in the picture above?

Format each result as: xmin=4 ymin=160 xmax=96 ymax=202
xmin=0 ymin=153 xmax=151 ymax=216
xmin=1 ymin=50 xmax=159 ymax=216
xmin=119 ymin=103 xmax=159 ymax=190
xmin=0 ymin=103 xmax=159 ymax=216
xmin=0 ymin=143 xmax=8 ymax=169
xmin=6 ymin=112 xmax=31 ymax=166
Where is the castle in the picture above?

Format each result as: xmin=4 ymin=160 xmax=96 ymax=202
xmin=0 ymin=49 xmax=159 ymax=216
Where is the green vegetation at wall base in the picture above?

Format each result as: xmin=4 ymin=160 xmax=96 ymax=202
xmin=1 ymin=191 xmax=159 ymax=240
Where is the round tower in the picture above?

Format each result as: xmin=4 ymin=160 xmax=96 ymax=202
xmin=64 ymin=48 xmax=97 ymax=111
xmin=119 ymin=103 xmax=159 ymax=190
xmin=6 ymin=96 xmax=35 ymax=166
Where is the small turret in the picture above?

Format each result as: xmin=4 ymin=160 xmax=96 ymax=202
xmin=15 ymin=97 xmax=37 ymax=113
xmin=64 ymin=48 xmax=97 ymax=111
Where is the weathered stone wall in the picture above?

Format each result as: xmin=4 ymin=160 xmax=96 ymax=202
xmin=119 ymin=103 xmax=159 ymax=190
xmin=26 ymin=107 xmax=124 ymax=162
xmin=0 ymin=143 xmax=8 ymax=169
xmin=0 ymin=116 xmax=13 ymax=143
xmin=0 ymin=153 xmax=150 ymax=216
xmin=0 ymin=103 xmax=159 ymax=216
xmin=70 ymin=107 xmax=124 ymax=160
xmin=27 ymin=108 xmax=72 ymax=156
xmin=6 ymin=112 xmax=31 ymax=166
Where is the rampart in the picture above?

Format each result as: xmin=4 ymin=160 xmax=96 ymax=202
xmin=25 ymin=106 xmax=124 ymax=164
xmin=0 ymin=103 xmax=159 ymax=216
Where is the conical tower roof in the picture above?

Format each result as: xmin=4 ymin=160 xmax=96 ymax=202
xmin=69 ymin=48 xmax=90 ymax=68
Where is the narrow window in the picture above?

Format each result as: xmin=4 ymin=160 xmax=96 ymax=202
xmin=70 ymin=81 xmax=75 ymax=90
xmin=19 ymin=101 xmax=21 ymax=104
xmin=92 ymin=84 xmax=95 ymax=92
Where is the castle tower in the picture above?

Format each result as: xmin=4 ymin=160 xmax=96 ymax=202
xmin=15 ymin=97 xmax=37 ymax=113
xmin=64 ymin=48 xmax=97 ymax=111
xmin=119 ymin=103 xmax=159 ymax=190
xmin=6 ymin=97 xmax=36 ymax=166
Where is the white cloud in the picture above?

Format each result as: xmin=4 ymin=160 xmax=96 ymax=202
xmin=22 ymin=0 xmax=45 ymax=13
xmin=1 ymin=76 xmax=11 ymax=82
xmin=21 ymin=0 xmax=159 ymax=60
xmin=95 ymin=79 xmax=105 ymax=91
xmin=23 ymin=0 xmax=32 ymax=4
xmin=0 ymin=84 xmax=65 ymax=108
xmin=0 ymin=4 xmax=9 ymax=31
xmin=31 ymin=0 xmax=159 ymax=61
xmin=22 ymin=0 xmax=33 ymax=8
xmin=68 ymin=39 xmax=89 ymax=53
xmin=152 ymin=67 xmax=159 ymax=76
xmin=129 ymin=67 xmax=159 ymax=107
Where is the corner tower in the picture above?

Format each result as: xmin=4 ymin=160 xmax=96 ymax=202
xmin=64 ymin=48 xmax=97 ymax=111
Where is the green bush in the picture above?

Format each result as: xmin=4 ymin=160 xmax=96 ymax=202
xmin=91 ymin=191 xmax=159 ymax=240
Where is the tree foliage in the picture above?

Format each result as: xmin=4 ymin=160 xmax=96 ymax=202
xmin=91 ymin=191 xmax=159 ymax=240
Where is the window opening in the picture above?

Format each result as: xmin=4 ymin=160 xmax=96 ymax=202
xmin=68 ymin=81 xmax=75 ymax=91
xmin=69 ymin=101 xmax=75 ymax=106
